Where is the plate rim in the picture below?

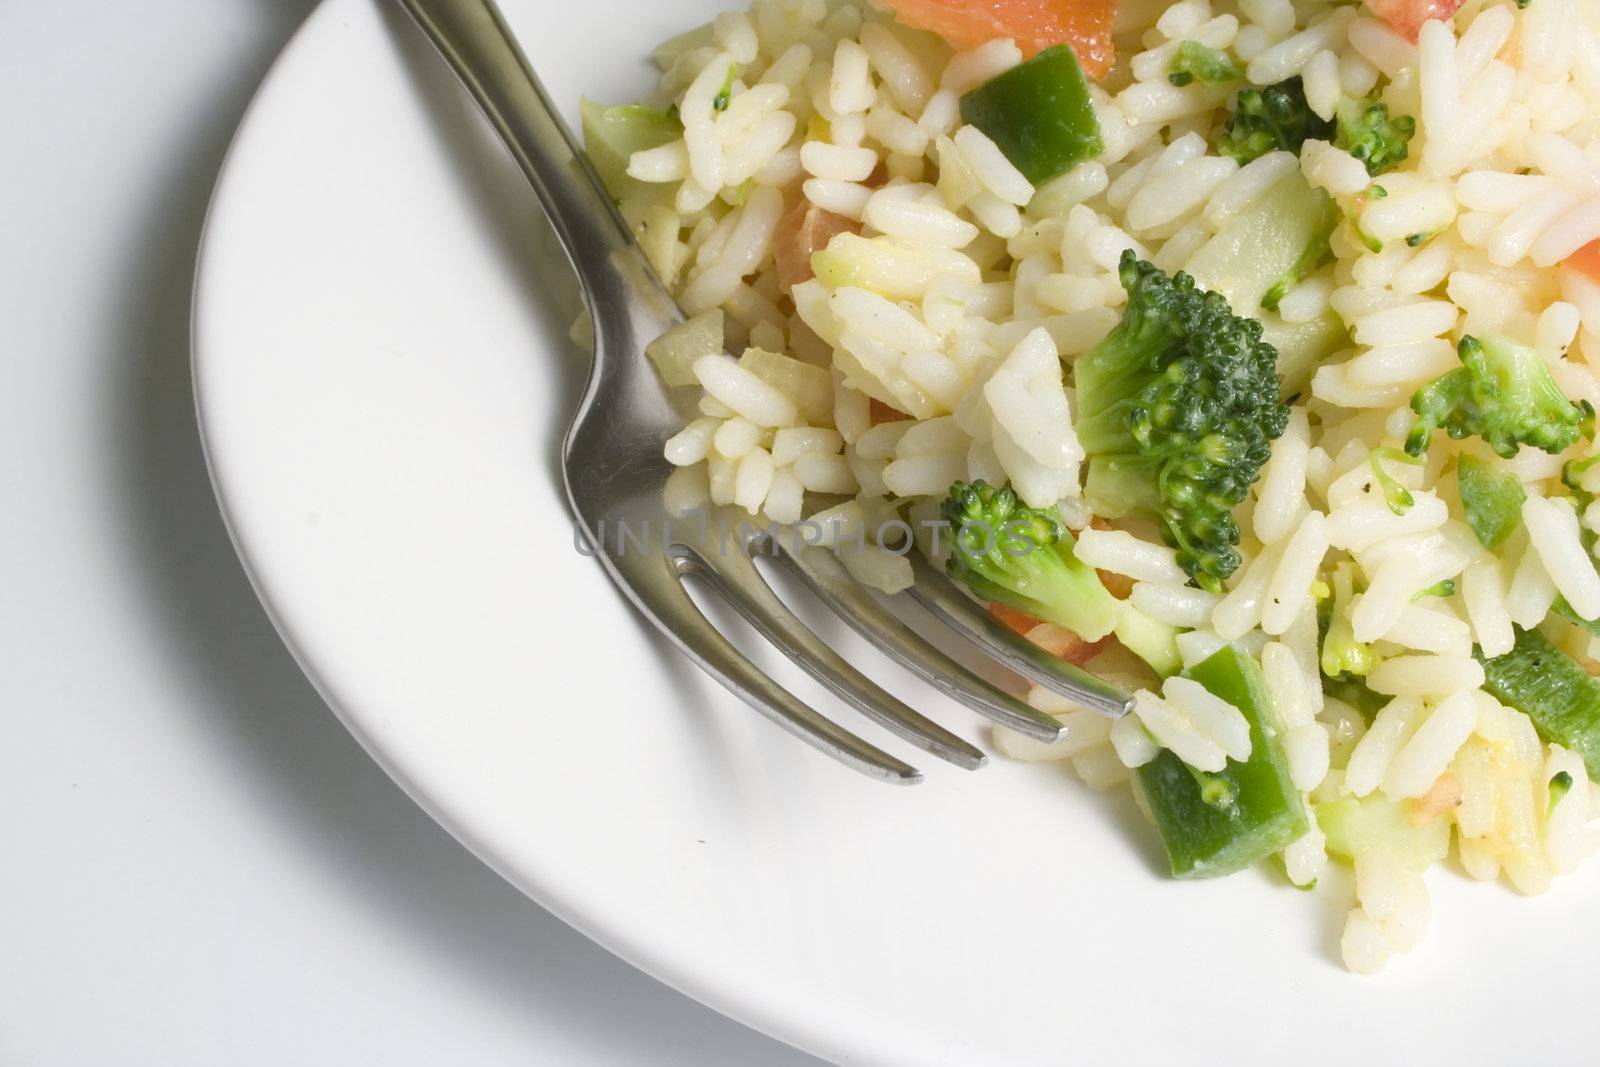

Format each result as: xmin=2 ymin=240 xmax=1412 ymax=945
xmin=186 ymin=3 xmax=877 ymax=1064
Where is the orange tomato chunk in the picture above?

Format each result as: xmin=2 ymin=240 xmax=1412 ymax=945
xmin=882 ymin=0 xmax=1117 ymax=81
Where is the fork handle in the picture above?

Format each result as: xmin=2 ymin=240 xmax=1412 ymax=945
xmin=395 ymin=0 xmax=657 ymax=310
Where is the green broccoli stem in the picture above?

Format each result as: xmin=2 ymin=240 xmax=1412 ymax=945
xmin=939 ymin=481 xmax=1179 ymax=675
xmin=1370 ymin=447 xmax=1422 ymax=515
xmin=1321 ymin=561 xmax=1375 ymax=679
xmin=1113 ymin=602 xmax=1182 ymax=678
xmin=952 ymin=538 xmax=1122 ymax=641
xmin=1549 ymin=770 xmax=1575 ymax=814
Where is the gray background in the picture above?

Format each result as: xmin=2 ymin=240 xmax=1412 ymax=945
xmin=0 ymin=2 xmax=822 ymax=1062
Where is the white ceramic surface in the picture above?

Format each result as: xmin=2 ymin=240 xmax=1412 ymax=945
xmin=194 ymin=2 xmax=1600 ymax=1064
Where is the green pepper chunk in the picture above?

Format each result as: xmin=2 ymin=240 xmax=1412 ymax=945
xmin=1478 ymin=628 xmax=1600 ymax=781
xmin=959 ymin=45 xmax=1103 ymax=187
xmin=1137 ymin=646 xmax=1308 ymax=878
xmin=1456 ymin=453 xmax=1526 ymax=551
xmin=1555 ymin=597 xmax=1600 ymax=637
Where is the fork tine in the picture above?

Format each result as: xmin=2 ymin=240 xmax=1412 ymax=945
xmin=676 ymin=545 xmax=987 ymax=770
xmin=772 ymin=544 xmax=1068 ymax=743
xmin=904 ymin=555 xmax=1134 ymax=719
xmin=599 ymin=545 xmax=922 ymax=783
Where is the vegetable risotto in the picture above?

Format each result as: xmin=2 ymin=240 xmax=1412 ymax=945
xmin=579 ymin=0 xmax=1600 ymax=973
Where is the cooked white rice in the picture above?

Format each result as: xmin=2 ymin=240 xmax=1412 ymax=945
xmin=600 ymin=0 xmax=1600 ymax=975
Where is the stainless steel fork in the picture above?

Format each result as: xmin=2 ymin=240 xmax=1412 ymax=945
xmin=395 ymin=0 xmax=1134 ymax=782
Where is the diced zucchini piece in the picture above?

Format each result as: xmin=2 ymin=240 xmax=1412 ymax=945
xmin=579 ymin=99 xmax=680 ymax=200
xmin=650 ymin=23 xmax=713 ymax=71
xmin=1479 ymin=627 xmax=1600 ymax=781
xmin=1317 ymin=794 xmax=1450 ymax=872
xmin=811 ymin=233 xmax=981 ymax=301
xmin=934 ymin=136 xmax=983 ymax=210
xmin=739 ymin=347 xmax=833 ymax=426
xmin=624 ymin=201 xmax=686 ymax=287
xmin=1262 ymin=195 xmax=1339 ymax=310
xmin=1137 ymin=646 xmax=1309 ymax=878
xmin=1456 ymin=453 xmax=1526 ymax=552
xmin=958 ymin=45 xmax=1103 ymax=186
xmin=645 ymin=310 xmax=723 ymax=388
xmin=1184 ymin=173 xmax=1333 ymax=317
xmin=1258 ymin=308 xmax=1346 ymax=399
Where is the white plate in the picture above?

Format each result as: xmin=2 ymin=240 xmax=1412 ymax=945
xmin=195 ymin=2 xmax=1600 ymax=1063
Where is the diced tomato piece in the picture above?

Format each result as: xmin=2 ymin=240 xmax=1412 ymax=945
xmin=987 ymin=602 xmax=1042 ymax=637
xmin=1097 ymin=569 xmax=1134 ymax=600
xmin=1025 ymin=623 xmax=1109 ymax=664
xmin=1408 ymin=772 xmax=1461 ymax=826
xmin=772 ymin=198 xmax=859 ymax=294
xmin=984 ymin=603 xmax=1107 ymax=664
xmin=1566 ymin=240 xmax=1600 ymax=285
xmin=868 ymin=397 xmax=912 ymax=425
xmin=882 ymin=0 xmax=1117 ymax=81
xmin=1361 ymin=0 xmax=1466 ymax=44
xmin=1087 ymin=517 xmax=1134 ymax=599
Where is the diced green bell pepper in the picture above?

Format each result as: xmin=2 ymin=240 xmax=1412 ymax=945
xmin=1479 ymin=627 xmax=1600 ymax=781
xmin=1137 ymin=646 xmax=1309 ymax=878
xmin=958 ymin=45 xmax=1102 ymax=187
xmin=1555 ymin=597 xmax=1600 ymax=637
xmin=1456 ymin=453 xmax=1526 ymax=552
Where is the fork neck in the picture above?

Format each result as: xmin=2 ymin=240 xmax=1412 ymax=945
xmin=397 ymin=0 xmax=683 ymax=359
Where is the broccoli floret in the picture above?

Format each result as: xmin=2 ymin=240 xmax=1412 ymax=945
xmin=1168 ymin=41 xmax=1243 ymax=87
xmin=1406 ymin=334 xmax=1591 ymax=459
xmin=1333 ymin=95 xmax=1416 ymax=177
xmin=940 ymin=480 xmax=1180 ymax=675
xmin=1218 ymin=79 xmax=1417 ymax=178
xmin=941 ymin=481 xmax=1119 ymax=638
xmin=1075 ymin=252 xmax=1289 ymax=592
xmin=1217 ymin=77 xmax=1332 ymax=164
